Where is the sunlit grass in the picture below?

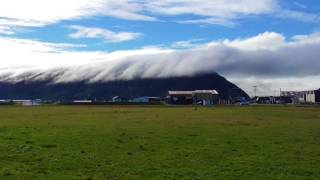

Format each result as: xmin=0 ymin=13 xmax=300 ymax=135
xmin=0 ymin=105 xmax=319 ymax=179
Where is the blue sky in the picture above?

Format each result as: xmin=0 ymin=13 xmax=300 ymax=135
xmin=0 ymin=0 xmax=320 ymax=95
xmin=4 ymin=0 xmax=319 ymax=51
xmin=1 ymin=2 xmax=314 ymax=48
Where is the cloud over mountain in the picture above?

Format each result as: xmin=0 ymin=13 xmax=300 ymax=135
xmin=1 ymin=31 xmax=320 ymax=95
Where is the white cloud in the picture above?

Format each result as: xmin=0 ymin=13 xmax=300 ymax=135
xmin=0 ymin=0 xmax=314 ymax=31
xmin=1 ymin=31 xmax=320 ymax=96
xmin=69 ymin=26 xmax=142 ymax=42
xmin=0 ymin=37 xmax=88 ymax=68
xmin=291 ymin=32 xmax=320 ymax=44
xmin=0 ymin=26 xmax=15 ymax=35
xmin=146 ymin=0 xmax=284 ymax=26
xmin=230 ymin=76 xmax=320 ymax=97
xmin=220 ymin=32 xmax=286 ymax=50
xmin=277 ymin=9 xmax=320 ymax=23
xmin=146 ymin=0 xmax=276 ymax=17
xmin=179 ymin=17 xmax=236 ymax=27
xmin=293 ymin=2 xmax=307 ymax=9
xmin=0 ymin=0 xmax=155 ymax=30
xmin=171 ymin=39 xmax=205 ymax=49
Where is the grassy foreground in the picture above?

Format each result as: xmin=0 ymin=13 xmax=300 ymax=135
xmin=0 ymin=105 xmax=319 ymax=179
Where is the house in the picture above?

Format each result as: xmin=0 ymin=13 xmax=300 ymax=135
xmin=0 ymin=100 xmax=12 ymax=105
xmin=167 ymin=90 xmax=219 ymax=105
xmin=192 ymin=90 xmax=219 ymax=105
xmin=12 ymin=100 xmax=41 ymax=106
xmin=167 ymin=91 xmax=194 ymax=104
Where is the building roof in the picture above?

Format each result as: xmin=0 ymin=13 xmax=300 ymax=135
xmin=134 ymin=96 xmax=161 ymax=99
xmin=72 ymin=100 xmax=93 ymax=103
xmin=168 ymin=91 xmax=194 ymax=95
xmin=193 ymin=90 xmax=219 ymax=95
xmin=168 ymin=90 xmax=219 ymax=95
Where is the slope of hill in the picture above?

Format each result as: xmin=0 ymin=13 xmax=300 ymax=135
xmin=0 ymin=72 xmax=248 ymax=100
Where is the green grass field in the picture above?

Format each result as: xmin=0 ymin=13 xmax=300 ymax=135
xmin=0 ymin=105 xmax=319 ymax=179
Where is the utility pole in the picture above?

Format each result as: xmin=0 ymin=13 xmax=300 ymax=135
xmin=253 ymin=86 xmax=257 ymax=97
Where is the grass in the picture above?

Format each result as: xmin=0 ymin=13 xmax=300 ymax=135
xmin=0 ymin=105 xmax=319 ymax=179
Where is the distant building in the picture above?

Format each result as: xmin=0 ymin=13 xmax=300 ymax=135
xmin=12 ymin=100 xmax=41 ymax=106
xmin=0 ymin=100 xmax=12 ymax=104
xmin=192 ymin=90 xmax=219 ymax=105
xmin=254 ymin=96 xmax=276 ymax=104
xmin=275 ymin=96 xmax=293 ymax=104
xmin=167 ymin=90 xmax=219 ymax=105
xmin=167 ymin=91 xmax=194 ymax=104
xmin=112 ymin=96 xmax=122 ymax=103
xmin=281 ymin=89 xmax=320 ymax=104
xmin=72 ymin=100 xmax=93 ymax=104
xmin=132 ymin=96 xmax=161 ymax=103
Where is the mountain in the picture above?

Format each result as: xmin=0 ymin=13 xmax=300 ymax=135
xmin=0 ymin=72 xmax=248 ymax=100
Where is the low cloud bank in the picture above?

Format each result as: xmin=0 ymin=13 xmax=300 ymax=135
xmin=1 ymin=32 xmax=320 ymax=95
